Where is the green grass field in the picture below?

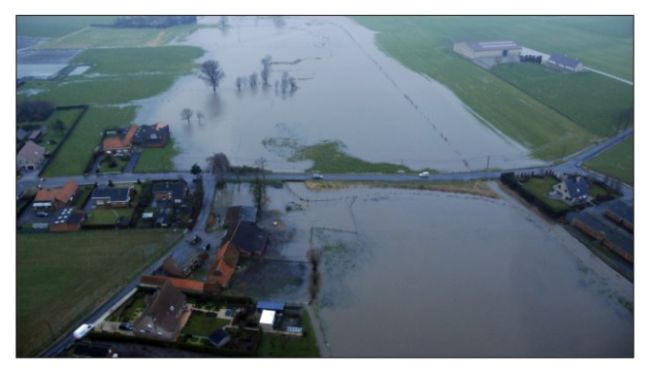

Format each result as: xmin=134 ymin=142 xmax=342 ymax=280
xmin=134 ymin=139 xmax=180 ymax=173
xmin=354 ymin=16 xmax=632 ymax=160
xmin=38 ymin=24 xmax=198 ymax=49
xmin=17 ymin=229 xmax=183 ymax=357
xmin=17 ymin=16 xmax=117 ymax=37
xmin=491 ymin=64 xmax=633 ymax=137
xmin=74 ymin=46 xmax=203 ymax=75
xmin=85 ymin=208 xmax=134 ymax=226
xmin=584 ymin=136 xmax=634 ymax=186
xmin=43 ymin=106 xmax=136 ymax=177
xmin=257 ymin=312 xmax=320 ymax=357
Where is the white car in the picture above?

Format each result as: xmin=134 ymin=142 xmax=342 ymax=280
xmin=73 ymin=323 xmax=94 ymax=340
xmin=418 ymin=171 xmax=430 ymax=178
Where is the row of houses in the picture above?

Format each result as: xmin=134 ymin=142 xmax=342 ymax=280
xmin=453 ymin=40 xmax=583 ymax=72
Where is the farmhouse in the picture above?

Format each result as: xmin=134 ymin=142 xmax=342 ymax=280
xmin=152 ymin=180 xmax=188 ymax=205
xmin=223 ymin=206 xmax=257 ymax=228
xmin=134 ymin=123 xmax=170 ymax=148
xmin=102 ymin=124 xmax=138 ymax=155
xmin=17 ymin=140 xmax=45 ymax=171
xmin=33 ymin=180 xmax=79 ymax=210
xmin=552 ymin=175 xmax=590 ymax=206
xmin=49 ymin=208 xmax=86 ymax=232
xmin=546 ymin=53 xmax=584 ymax=72
xmin=221 ymin=221 xmax=269 ymax=257
xmin=91 ymin=186 xmax=133 ymax=207
xmin=133 ymin=282 xmax=191 ymax=341
xmin=453 ymin=40 xmax=522 ymax=60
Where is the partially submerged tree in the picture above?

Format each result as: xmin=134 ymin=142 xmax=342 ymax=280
xmin=180 ymin=108 xmax=193 ymax=125
xmin=252 ymin=157 xmax=267 ymax=218
xmin=199 ymin=60 xmax=225 ymax=93
xmin=196 ymin=111 xmax=205 ymax=125
xmin=249 ymin=73 xmax=258 ymax=88
xmin=235 ymin=76 xmax=244 ymax=91
xmin=260 ymin=55 xmax=272 ymax=86
xmin=206 ymin=152 xmax=231 ymax=178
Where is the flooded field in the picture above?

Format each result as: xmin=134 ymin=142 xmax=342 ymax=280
xmin=213 ymin=182 xmax=633 ymax=357
xmin=17 ymin=48 xmax=81 ymax=79
xmin=135 ymin=16 xmax=544 ymax=172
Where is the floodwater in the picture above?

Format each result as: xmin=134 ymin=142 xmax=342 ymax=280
xmin=208 ymin=182 xmax=633 ymax=357
xmin=135 ymin=16 xmax=544 ymax=172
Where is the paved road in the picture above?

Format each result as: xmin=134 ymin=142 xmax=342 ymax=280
xmin=35 ymin=127 xmax=633 ymax=357
xmin=584 ymin=66 xmax=633 ymax=86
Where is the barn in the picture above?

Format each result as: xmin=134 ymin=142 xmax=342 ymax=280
xmin=453 ymin=40 xmax=522 ymax=60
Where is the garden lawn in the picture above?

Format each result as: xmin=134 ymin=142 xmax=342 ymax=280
xmin=17 ymin=229 xmax=183 ymax=357
xmin=85 ymin=208 xmax=134 ymax=226
xmin=584 ymin=136 xmax=634 ymax=186
xmin=38 ymin=25 xmax=198 ymax=49
xmin=354 ymin=16 xmax=632 ymax=160
xmin=181 ymin=312 xmax=230 ymax=337
xmin=257 ymin=312 xmax=320 ymax=357
xmin=520 ymin=176 xmax=570 ymax=212
xmin=134 ymin=139 xmax=179 ymax=173
xmin=43 ymin=106 xmax=136 ymax=177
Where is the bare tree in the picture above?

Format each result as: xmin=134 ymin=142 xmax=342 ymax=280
xmin=252 ymin=157 xmax=267 ymax=218
xmin=235 ymin=76 xmax=244 ymax=91
xmin=196 ymin=111 xmax=205 ymax=125
xmin=260 ymin=55 xmax=272 ymax=86
xmin=180 ymin=108 xmax=193 ymax=125
xmin=249 ymin=73 xmax=258 ymax=88
xmin=206 ymin=153 xmax=231 ymax=178
xmin=199 ymin=60 xmax=225 ymax=93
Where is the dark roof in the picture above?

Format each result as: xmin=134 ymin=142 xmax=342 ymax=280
xmin=17 ymin=128 xmax=29 ymax=141
xmin=153 ymin=180 xmax=187 ymax=201
xmin=92 ymin=187 xmax=131 ymax=202
xmin=465 ymin=40 xmax=520 ymax=52
xmin=257 ymin=301 xmax=285 ymax=311
xmin=565 ymin=176 xmax=589 ymax=199
xmin=222 ymin=222 xmax=269 ymax=255
xmin=224 ymin=206 xmax=257 ymax=228
xmin=135 ymin=123 xmax=170 ymax=144
xmin=606 ymin=200 xmax=633 ymax=223
xmin=134 ymin=282 xmax=186 ymax=335
xmin=573 ymin=212 xmax=633 ymax=256
xmin=548 ymin=53 xmax=581 ymax=68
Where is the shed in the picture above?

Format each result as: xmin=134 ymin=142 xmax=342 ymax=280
xmin=259 ymin=310 xmax=276 ymax=330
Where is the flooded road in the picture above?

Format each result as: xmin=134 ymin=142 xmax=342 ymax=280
xmin=135 ymin=16 xmax=543 ymax=172
xmin=213 ymin=182 xmax=633 ymax=357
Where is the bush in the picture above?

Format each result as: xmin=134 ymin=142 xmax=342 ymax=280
xmin=17 ymin=100 xmax=55 ymax=123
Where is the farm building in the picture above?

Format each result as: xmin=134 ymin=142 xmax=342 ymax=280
xmin=91 ymin=186 xmax=133 ymax=207
xmin=604 ymin=200 xmax=634 ymax=233
xmin=139 ymin=275 xmax=206 ymax=296
xmin=102 ymin=124 xmax=138 ymax=155
xmin=572 ymin=212 xmax=633 ymax=264
xmin=221 ymin=221 xmax=269 ymax=257
xmin=546 ymin=53 xmax=584 ymax=72
xmin=223 ymin=206 xmax=257 ymax=228
xmin=453 ymin=40 xmax=522 ymax=60
xmin=162 ymin=248 xmax=208 ymax=278
xmin=17 ymin=140 xmax=45 ymax=171
xmin=152 ymin=180 xmax=188 ymax=205
xmin=133 ymin=282 xmax=191 ymax=341
xmin=33 ymin=180 xmax=79 ymax=210
xmin=134 ymin=122 xmax=170 ymax=148
xmin=207 ymin=243 xmax=240 ymax=289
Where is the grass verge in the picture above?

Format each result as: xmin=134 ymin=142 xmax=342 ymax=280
xmin=304 ymin=179 xmax=499 ymax=198
xmin=584 ymin=136 xmax=634 ymax=186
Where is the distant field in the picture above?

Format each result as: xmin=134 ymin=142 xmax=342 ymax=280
xmin=17 ymin=16 xmax=117 ymax=37
xmin=491 ymin=64 xmax=633 ymax=138
xmin=38 ymin=25 xmax=198 ymax=49
xmin=74 ymin=46 xmax=203 ymax=75
xmin=134 ymin=139 xmax=179 ymax=173
xmin=17 ymin=229 xmax=183 ymax=357
xmin=585 ymin=136 xmax=634 ymax=186
xmin=354 ymin=16 xmax=632 ymax=160
xmin=43 ymin=106 xmax=136 ymax=177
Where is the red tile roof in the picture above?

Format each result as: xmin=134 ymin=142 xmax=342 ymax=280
xmin=103 ymin=124 xmax=138 ymax=151
xmin=140 ymin=275 xmax=205 ymax=295
xmin=34 ymin=180 xmax=78 ymax=205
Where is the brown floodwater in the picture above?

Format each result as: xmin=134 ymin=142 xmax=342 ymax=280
xmin=134 ymin=16 xmax=544 ymax=172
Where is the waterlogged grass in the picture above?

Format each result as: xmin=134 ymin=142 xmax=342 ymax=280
xmin=17 ymin=229 xmax=183 ymax=357
xmin=584 ymin=136 xmax=634 ymax=186
xmin=43 ymin=106 xmax=137 ymax=177
xmin=38 ymin=25 xmax=198 ymax=49
xmin=74 ymin=46 xmax=203 ymax=75
xmin=354 ymin=16 xmax=631 ymax=160
xmin=134 ymin=139 xmax=180 ymax=173
xmin=290 ymin=140 xmax=414 ymax=174
xmin=304 ymin=180 xmax=499 ymax=198
xmin=17 ymin=16 xmax=117 ymax=37
xmin=491 ymin=63 xmax=633 ymax=138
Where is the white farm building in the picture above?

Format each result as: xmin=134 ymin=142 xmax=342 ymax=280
xmin=453 ymin=40 xmax=522 ymax=60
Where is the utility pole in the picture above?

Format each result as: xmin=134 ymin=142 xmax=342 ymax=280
xmin=486 ymin=155 xmax=490 ymax=171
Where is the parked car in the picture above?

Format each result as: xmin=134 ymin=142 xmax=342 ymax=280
xmin=118 ymin=322 xmax=133 ymax=331
xmin=202 ymin=243 xmax=211 ymax=251
xmin=35 ymin=211 xmax=49 ymax=217
xmin=189 ymin=235 xmax=202 ymax=245
xmin=418 ymin=171 xmax=430 ymax=178
xmin=73 ymin=323 xmax=94 ymax=340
